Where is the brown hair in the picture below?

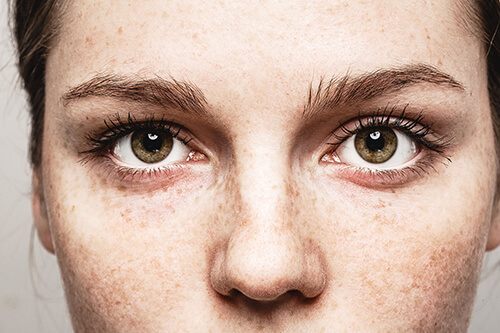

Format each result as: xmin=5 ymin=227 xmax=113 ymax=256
xmin=11 ymin=0 xmax=63 ymax=167
xmin=10 ymin=0 xmax=500 ymax=167
xmin=476 ymin=0 xmax=500 ymax=148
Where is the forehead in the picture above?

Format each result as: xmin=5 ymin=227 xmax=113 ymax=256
xmin=50 ymin=0 xmax=481 ymax=104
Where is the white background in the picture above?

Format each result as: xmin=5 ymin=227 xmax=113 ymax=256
xmin=0 ymin=2 xmax=500 ymax=332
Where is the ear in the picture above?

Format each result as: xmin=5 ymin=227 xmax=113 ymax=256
xmin=32 ymin=170 xmax=55 ymax=254
xmin=487 ymin=194 xmax=500 ymax=251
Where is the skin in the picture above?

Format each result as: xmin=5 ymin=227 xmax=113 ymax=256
xmin=33 ymin=0 xmax=500 ymax=331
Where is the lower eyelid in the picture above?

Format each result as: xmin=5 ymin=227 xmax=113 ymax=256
xmin=320 ymin=150 xmax=451 ymax=188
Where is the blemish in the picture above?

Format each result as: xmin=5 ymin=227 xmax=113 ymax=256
xmin=85 ymin=36 xmax=94 ymax=47
xmin=118 ymin=27 xmax=123 ymax=34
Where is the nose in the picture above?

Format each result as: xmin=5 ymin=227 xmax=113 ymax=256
xmin=210 ymin=152 xmax=326 ymax=302
xmin=211 ymin=221 xmax=326 ymax=301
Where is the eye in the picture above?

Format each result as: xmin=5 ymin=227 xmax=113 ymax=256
xmin=334 ymin=126 xmax=417 ymax=169
xmin=113 ymin=129 xmax=190 ymax=167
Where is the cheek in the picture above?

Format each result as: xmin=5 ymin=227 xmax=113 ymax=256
xmin=347 ymin=220 xmax=485 ymax=331
xmin=42 ymin=151 xmax=218 ymax=330
xmin=313 ymin=174 xmax=492 ymax=331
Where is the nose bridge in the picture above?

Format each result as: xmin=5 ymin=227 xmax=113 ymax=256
xmin=235 ymin=141 xmax=290 ymax=223
xmin=210 ymin=138 xmax=326 ymax=301
xmin=231 ymin=138 xmax=297 ymax=274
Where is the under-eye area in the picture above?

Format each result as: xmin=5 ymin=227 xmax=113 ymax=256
xmin=79 ymin=112 xmax=207 ymax=182
xmin=321 ymin=104 xmax=453 ymax=185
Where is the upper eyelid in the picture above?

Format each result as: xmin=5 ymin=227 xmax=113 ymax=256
xmin=80 ymin=115 xmax=193 ymax=156
xmin=336 ymin=114 xmax=429 ymax=140
xmin=327 ymin=110 xmax=453 ymax=154
xmin=338 ymin=105 xmax=424 ymax=132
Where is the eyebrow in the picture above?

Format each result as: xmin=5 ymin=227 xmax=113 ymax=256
xmin=303 ymin=64 xmax=465 ymax=118
xmin=63 ymin=64 xmax=464 ymax=120
xmin=62 ymin=74 xmax=208 ymax=116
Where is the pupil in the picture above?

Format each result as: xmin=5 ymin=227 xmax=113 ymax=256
xmin=142 ymin=132 xmax=163 ymax=152
xmin=365 ymin=130 xmax=385 ymax=152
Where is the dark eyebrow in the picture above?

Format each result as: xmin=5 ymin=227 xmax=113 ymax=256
xmin=62 ymin=74 xmax=208 ymax=116
xmin=303 ymin=64 xmax=465 ymax=118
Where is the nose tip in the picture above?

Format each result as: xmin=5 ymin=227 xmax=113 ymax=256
xmin=210 ymin=227 xmax=326 ymax=302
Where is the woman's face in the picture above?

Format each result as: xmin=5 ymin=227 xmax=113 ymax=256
xmin=36 ymin=0 xmax=499 ymax=331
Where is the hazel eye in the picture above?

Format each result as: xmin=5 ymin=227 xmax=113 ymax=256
xmin=335 ymin=127 xmax=417 ymax=169
xmin=131 ymin=129 xmax=173 ymax=163
xmin=354 ymin=127 xmax=397 ymax=163
xmin=113 ymin=129 xmax=190 ymax=167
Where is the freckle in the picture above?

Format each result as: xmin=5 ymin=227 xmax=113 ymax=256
xmin=124 ymin=207 xmax=132 ymax=215
xmin=85 ymin=36 xmax=94 ymax=46
xmin=118 ymin=27 xmax=123 ymax=34
xmin=71 ymin=205 xmax=75 ymax=212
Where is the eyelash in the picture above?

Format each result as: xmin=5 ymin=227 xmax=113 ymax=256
xmin=80 ymin=113 xmax=194 ymax=180
xmin=326 ymin=104 xmax=453 ymax=183
xmin=80 ymin=106 xmax=452 ymax=184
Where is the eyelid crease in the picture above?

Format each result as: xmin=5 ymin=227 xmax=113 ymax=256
xmin=78 ymin=112 xmax=195 ymax=165
xmin=328 ymin=104 xmax=454 ymax=155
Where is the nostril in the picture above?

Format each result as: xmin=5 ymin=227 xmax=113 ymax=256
xmin=229 ymin=282 xmax=293 ymax=302
xmin=210 ymin=241 xmax=327 ymax=304
xmin=222 ymin=289 xmax=317 ymax=311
